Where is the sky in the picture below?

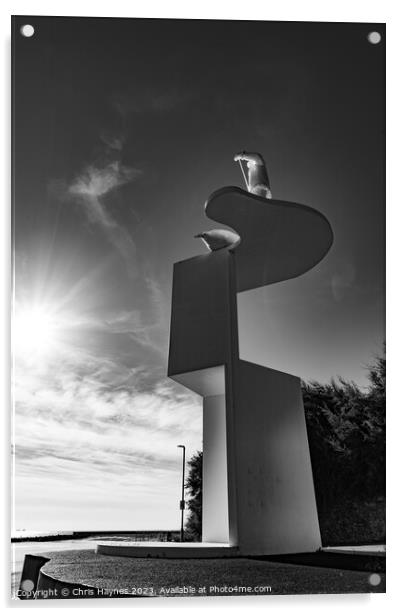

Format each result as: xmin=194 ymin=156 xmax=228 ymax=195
xmin=12 ymin=17 xmax=385 ymax=532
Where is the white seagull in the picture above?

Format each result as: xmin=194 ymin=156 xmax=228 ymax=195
xmin=194 ymin=229 xmax=240 ymax=252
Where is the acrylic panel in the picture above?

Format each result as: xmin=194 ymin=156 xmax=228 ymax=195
xmin=12 ymin=16 xmax=385 ymax=600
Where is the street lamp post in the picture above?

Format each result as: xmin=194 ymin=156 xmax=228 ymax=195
xmin=177 ymin=445 xmax=186 ymax=542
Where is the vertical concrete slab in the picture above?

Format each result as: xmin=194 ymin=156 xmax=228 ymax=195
xmin=202 ymin=394 xmax=229 ymax=543
xmin=168 ymin=250 xmax=238 ymax=547
xmin=168 ymin=250 xmax=237 ymax=376
xmin=233 ymin=360 xmax=322 ymax=554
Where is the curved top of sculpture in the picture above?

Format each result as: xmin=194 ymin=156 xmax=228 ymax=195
xmin=205 ymin=186 xmax=333 ymax=293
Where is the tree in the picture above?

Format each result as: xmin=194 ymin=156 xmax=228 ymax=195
xmin=184 ymin=451 xmax=202 ymax=541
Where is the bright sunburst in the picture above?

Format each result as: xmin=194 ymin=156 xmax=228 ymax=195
xmin=13 ymin=304 xmax=64 ymax=358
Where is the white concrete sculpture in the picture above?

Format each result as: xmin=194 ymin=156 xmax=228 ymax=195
xmin=168 ymin=164 xmax=333 ymax=555
xmin=97 ymin=155 xmax=333 ymax=558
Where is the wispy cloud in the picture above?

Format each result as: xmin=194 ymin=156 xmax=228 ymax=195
xmin=13 ymin=336 xmax=202 ymax=531
xmin=69 ymin=160 xmax=138 ymax=202
xmin=68 ymin=160 xmax=141 ymax=278
xmin=100 ymin=307 xmax=164 ymax=356
xmin=100 ymin=131 xmax=125 ymax=152
xmin=74 ymin=293 xmax=168 ymax=357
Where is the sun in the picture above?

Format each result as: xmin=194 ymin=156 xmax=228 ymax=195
xmin=13 ymin=304 xmax=62 ymax=358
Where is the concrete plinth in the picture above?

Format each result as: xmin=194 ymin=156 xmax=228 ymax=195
xmin=96 ymin=541 xmax=238 ymax=559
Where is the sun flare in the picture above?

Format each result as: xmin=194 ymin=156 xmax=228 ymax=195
xmin=13 ymin=304 xmax=63 ymax=358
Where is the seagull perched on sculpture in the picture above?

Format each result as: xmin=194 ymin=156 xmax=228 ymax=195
xmin=194 ymin=229 xmax=240 ymax=252
xmin=194 ymin=150 xmax=272 ymax=252
xmin=234 ymin=150 xmax=272 ymax=199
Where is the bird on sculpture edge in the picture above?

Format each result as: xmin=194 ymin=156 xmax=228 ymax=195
xmin=194 ymin=150 xmax=271 ymax=252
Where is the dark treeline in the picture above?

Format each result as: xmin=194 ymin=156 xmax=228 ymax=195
xmin=304 ymin=348 xmax=385 ymax=544
xmin=185 ymin=348 xmax=385 ymax=545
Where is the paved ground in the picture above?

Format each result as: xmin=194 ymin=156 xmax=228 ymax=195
xmin=34 ymin=549 xmax=385 ymax=598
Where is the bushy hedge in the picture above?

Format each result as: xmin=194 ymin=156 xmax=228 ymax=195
xmin=303 ymin=350 xmax=385 ymax=544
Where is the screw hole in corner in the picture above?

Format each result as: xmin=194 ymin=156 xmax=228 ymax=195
xmin=367 ymin=31 xmax=381 ymax=45
xmin=20 ymin=24 xmax=35 ymax=38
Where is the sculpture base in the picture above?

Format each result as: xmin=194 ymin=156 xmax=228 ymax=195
xmin=96 ymin=541 xmax=238 ymax=559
